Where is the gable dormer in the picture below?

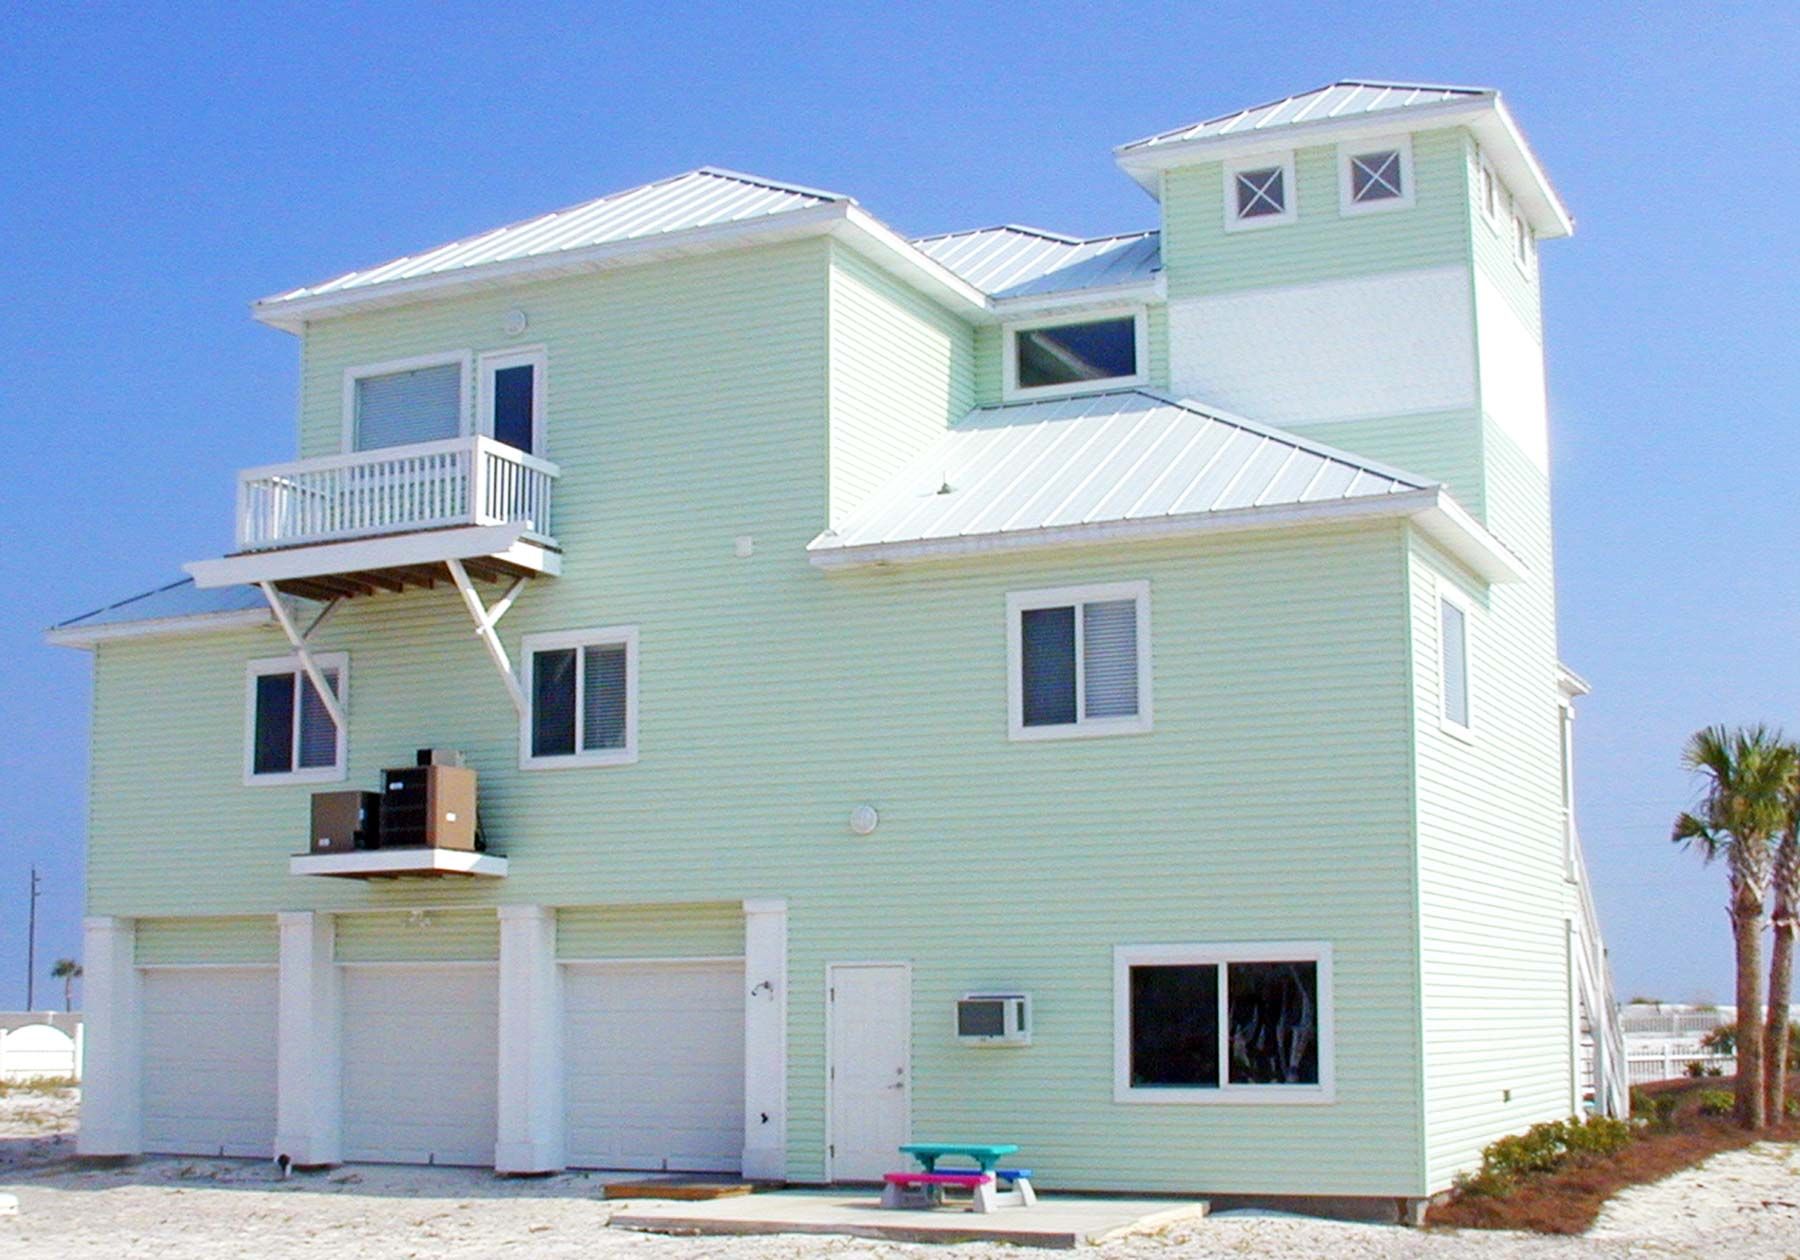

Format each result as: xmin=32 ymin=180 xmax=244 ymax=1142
xmin=1114 ymin=81 xmax=1571 ymax=537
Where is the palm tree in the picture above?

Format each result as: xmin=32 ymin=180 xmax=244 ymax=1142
xmin=50 ymin=958 xmax=81 ymax=1013
xmin=1768 ymin=782 xmax=1800 ymax=1121
xmin=1672 ymin=724 xmax=1796 ymax=1129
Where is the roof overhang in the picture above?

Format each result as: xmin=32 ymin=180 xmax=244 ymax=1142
xmin=990 ymin=275 xmax=1167 ymax=319
xmin=1557 ymin=662 xmax=1592 ymax=699
xmin=44 ymin=605 xmax=274 ymax=650
xmin=1115 ymin=96 xmax=1572 ymax=238
xmin=809 ymin=485 xmax=1525 ymax=584
xmin=253 ymin=202 xmax=994 ymax=332
xmin=185 ymin=522 xmax=560 ymax=590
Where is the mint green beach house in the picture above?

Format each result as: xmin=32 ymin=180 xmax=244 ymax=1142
xmin=50 ymin=81 xmax=1624 ymax=1216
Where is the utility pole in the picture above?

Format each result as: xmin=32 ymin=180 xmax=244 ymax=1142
xmin=25 ymin=867 xmax=40 ymax=1011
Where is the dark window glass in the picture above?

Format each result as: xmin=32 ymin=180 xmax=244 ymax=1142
xmin=492 ymin=364 xmax=535 ymax=453
xmin=1020 ymin=605 xmax=1077 ymax=726
xmin=531 ymin=648 xmax=578 ymax=757
xmin=1130 ymin=964 xmax=1220 ymax=1087
xmin=1226 ymin=961 xmax=1320 ymax=1085
xmin=1015 ymin=318 xmax=1137 ymax=389
xmin=253 ymin=672 xmax=296 ymax=775
xmin=958 ymin=1001 xmax=1005 ymax=1038
xmin=1351 ymin=151 xmax=1403 ymax=201
xmin=296 ymin=669 xmax=339 ymax=769
xmin=1441 ymin=600 xmax=1469 ymax=725
xmin=1235 ymin=166 xmax=1286 ymax=218
xmin=581 ymin=645 xmax=628 ymax=751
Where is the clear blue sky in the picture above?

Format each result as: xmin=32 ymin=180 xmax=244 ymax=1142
xmin=0 ymin=2 xmax=1794 ymax=1009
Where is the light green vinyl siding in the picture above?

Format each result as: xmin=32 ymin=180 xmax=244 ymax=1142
xmin=557 ymin=902 xmax=742 ymax=959
xmin=135 ymin=916 xmax=278 ymax=965
xmin=973 ymin=304 xmax=1169 ymax=407
xmin=1284 ymin=409 xmax=1486 ymax=523
xmin=1467 ymin=136 xmax=1543 ymax=340
xmin=1160 ymin=128 xmax=1471 ymax=301
xmin=827 ymin=242 xmax=973 ymax=526
xmin=334 ymin=909 xmax=500 ymax=962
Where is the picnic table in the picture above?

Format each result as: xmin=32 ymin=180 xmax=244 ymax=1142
xmin=882 ymin=1142 xmax=1036 ymax=1212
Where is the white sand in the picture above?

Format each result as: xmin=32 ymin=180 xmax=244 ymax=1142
xmin=1 ymin=1094 xmax=1795 ymax=1259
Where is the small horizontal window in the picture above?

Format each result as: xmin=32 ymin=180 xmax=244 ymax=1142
xmin=1005 ymin=314 xmax=1144 ymax=398
xmin=1008 ymin=582 xmax=1151 ymax=740
xmin=245 ymin=655 xmax=346 ymax=784
xmin=1116 ymin=944 xmax=1334 ymax=1103
xmin=521 ymin=627 xmax=638 ymax=768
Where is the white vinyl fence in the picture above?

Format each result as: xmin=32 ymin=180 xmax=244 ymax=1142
xmin=0 ymin=1022 xmax=81 ymax=1081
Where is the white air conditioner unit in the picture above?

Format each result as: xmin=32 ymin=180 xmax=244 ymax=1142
xmin=956 ymin=993 xmax=1031 ymax=1046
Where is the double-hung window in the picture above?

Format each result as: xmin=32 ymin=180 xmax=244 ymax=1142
xmin=245 ymin=654 xmax=347 ymax=784
xmin=520 ymin=627 xmax=638 ymax=768
xmin=344 ymin=352 xmax=470 ymax=452
xmin=1224 ymin=152 xmax=1297 ymax=231
xmin=1007 ymin=581 xmax=1151 ymax=740
xmin=1338 ymin=137 xmax=1414 ymax=215
xmin=1115 ymin=943 xmax=1334 ymax=1103
xmin=1439 ymin=590 xmax=1472 ymax=734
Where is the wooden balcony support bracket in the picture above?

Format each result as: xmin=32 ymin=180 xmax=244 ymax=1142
xmin=446 ymin=558 xmax=530 ymax=719
xmin=257 ymin=582 xmax=347 ymax=730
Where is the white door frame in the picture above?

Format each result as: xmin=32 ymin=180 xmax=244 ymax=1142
xmin=824 ymin=961 xmax=911 ymax=1183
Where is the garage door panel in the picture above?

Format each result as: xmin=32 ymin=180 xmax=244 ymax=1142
xmin=340 ymin=965 xmax=497 ymax=1167
xmin=563 ymin=961 xmax=744 ymax=1173
xmin=140 ymin=967 xmax=278 ymax=1159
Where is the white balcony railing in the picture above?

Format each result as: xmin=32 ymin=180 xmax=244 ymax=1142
xmin=235 ymin=436 xmax=558 ymax=552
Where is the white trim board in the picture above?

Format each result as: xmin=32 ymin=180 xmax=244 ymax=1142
xmin=185 ymin=522 xmax=560 ymax=589
xmin=45 ymin=607 xmax=272 ymax=650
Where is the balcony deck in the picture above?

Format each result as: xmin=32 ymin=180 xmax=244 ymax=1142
xmin=185 ymin=435 xmax=560 ymax=599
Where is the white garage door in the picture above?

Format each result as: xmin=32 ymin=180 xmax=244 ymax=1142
xmin=564 ymin=960 xmax=744 ymax=1172
xmin=340 ymin=964 xmax=497 ymax=1166
xmin=140 ymin=966 xmax=279 ymax=1158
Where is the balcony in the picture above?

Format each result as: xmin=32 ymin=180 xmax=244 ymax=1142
xmin=186 ymin=436 xmax=561 ymax=600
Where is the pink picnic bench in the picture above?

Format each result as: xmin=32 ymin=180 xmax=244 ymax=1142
xmin=880 ymin=1143 xmax=1036 ymax=1212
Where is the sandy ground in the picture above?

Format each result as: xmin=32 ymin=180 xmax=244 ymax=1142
xmin=1 ymin=1092 xmax=1796 ymax=1259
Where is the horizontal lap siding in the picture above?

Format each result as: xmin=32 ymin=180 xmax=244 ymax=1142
xmin=334 ymin=909 xmax=499 ymax=962
xmin=972 ymin=307 xmax=1168 ymax=408
xmin=1160 ymin=129 xmax=1470 ymax=302
xmin=135 ymin=916 xmax=278 ymax=965
xmin=827 ymin=244 xmax=972 ymax=526
xmin=557 ymin=903 xmax=743 ymax=959
xmin=1284 ymin=410 xmax=1486 ymax=524
xmin=1413 ymin=417 xmax=1573 ymax=1190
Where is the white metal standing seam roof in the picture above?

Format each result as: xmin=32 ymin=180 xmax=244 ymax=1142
xmin=912 ymin=227 xmax=1161 ymax=299
xmin=811 ymin=389 xmax=1434 ymax=555
xmin=1118 ymin=80 xmax=1491 ymax=152
xmin=262 ymin=168 xmax=848 ymax=303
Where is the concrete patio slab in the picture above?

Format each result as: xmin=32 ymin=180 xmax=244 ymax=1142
xmin=608 ymin=1188 xmax=1210 ymax=1248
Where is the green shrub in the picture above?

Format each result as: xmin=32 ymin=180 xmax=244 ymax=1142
xmin=1631 ymin=1089 xmax=1677 ymax=1130
xmin=1462 ymin=1115 xmax=1634 ymax=1197
xmin=1700 ymin=1021 xmax=1800 ymax=1070
xmin=1697 ymin=1090 xmax=1735 ymax=1117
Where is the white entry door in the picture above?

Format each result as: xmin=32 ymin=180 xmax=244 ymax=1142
xmin=827 ymin=962 xmax=910 ymax=1182
xmin=140 ymin=966 xmax=279 ymax=1158
xmin=563 ymin=960 xmax=746 ymax=1172
xmin=339 ymin=964 xmax=498 ymax=1166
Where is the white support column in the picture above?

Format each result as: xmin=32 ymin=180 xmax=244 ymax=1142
xmin=496 ymin=904 xmax=564 ymax=1173
xmin=276 ymin=911 xmax=342 ymax=1167
xmin=76 ymin=916 xmax=140 ymax=1156
xmin=742 ymin=898 xmax=788 ymax=1181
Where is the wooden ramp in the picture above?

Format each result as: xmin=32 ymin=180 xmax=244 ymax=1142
xmin=602 ymin=1177 xmax=754 ymax=1201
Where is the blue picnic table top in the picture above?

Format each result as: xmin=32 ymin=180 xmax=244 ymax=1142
xmin=899 ymin=1141 xmax=1019 ymax=1173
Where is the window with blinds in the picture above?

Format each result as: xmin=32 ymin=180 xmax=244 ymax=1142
xmin=246 ymin=655 xmax=346 ymax=782
xmin=1440 ymin=596 xmax=1471 ymax=730
xmin=1009 ymin=582 xmax=1151 ymax=740
xmin=521 ymin=627 xmax=639 ymax=768
xmin=352 ymin=361 xmax=463 ymax=450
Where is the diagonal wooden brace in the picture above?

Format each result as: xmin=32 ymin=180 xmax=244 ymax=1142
xmin=446 ymin=559 xmax=529 ymax=718
xmin=258 ymin=582 xmax=347 ymax=730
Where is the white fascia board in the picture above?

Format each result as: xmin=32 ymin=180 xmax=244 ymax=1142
xmin=830 ymin=208 xmax=993 ymax=318
xmin=43 ymin=606 xmax=273 ymax=650
xmin=288 ymin=849 xmax=510 ymax=879
xmin=1115 ymin=98 xmax=1571 ymax=238
xmin=184 ymin=522 xmax=558 ymax=589
xmin=1557 ymin=661 xmax=1593 ymax=698
xmin=811 ymin=486 xmax=1526 ymax=585
xmin=251 ymin=202 xmax=857 ymax=332
xmin=990 ymin=275 xmax=1166 ymax=319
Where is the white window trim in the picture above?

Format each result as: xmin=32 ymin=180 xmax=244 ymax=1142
xmin=1001 ymin=308 xmax=1149 ymax=402
xmin=243 ymin=652 xmax=348 ymax=786
xmin=1558 ymin=699 xmax=1578 ymax=882
xmin=1006 ymin=580 xmax=1152 ymax=742
xmin=1477 ymin=151 xmax=1503 ymax=229
xmin=518 ymin=625 xmax=639 ymax=770
xmin=1337 ymin=135 xmax=1415 ymax=217
xmin=1437 ymin=582 xmax=1475 ymax=742
xmin=1113 ymin=941 xmax=1336 ymax=1105
xmin=1510 ymin=207 xmax=1537 ymax=277
xmin=340 ymin=349 xmax=473 ymax=453
xmin=477 ymin=345 xmax=548 ymax=454
xmin=1223 ymin=151 xmax=1298 ymax=232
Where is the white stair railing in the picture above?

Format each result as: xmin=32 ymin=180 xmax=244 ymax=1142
xmin=236 ymin=436 xmax=557 ymax=551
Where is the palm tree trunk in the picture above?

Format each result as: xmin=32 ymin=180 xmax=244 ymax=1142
xmin=62 ymin=975 xmax=73 ymax=1013
xmin=1767 ymin=913 xmax=1794 ymax=1123
xmin=1733 ymin=905 xmax=1768 ymax=1129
